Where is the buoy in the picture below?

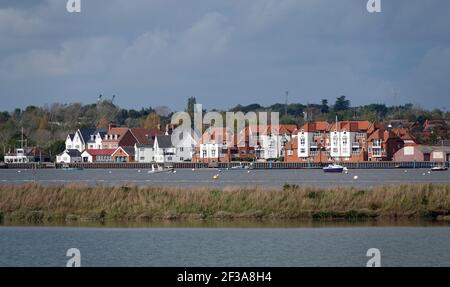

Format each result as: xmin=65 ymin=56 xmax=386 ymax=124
xmin=353 ymin=175 xmax=359 ymax=180
xmin=192 ymin=168 xmax=195 ymax=171
xmin=427 ymin=171 xmax=431 ymax=174
xmin=422 ymin=173 xmax=426 ymax=176
xmin=138 ymin=170 xmax=141 ymax=173
xmin=109 ymin=171 xmax=112 ymax=174
xmin=247 ymin=170 xmax=251 ymax=173
xmin=213 ymin=174 xmax=220 ymax=180
xmin=173 ymin=170 xmax=177 ymax=173
xmin=17 ymin=170 xmax=21 ymax=173
xmin=404 ymin=170 xmax=408 ymax=173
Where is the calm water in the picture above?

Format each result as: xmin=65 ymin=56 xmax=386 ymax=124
xmin=0 ymin=168 xmax=449 ymax=188
xmin=1 ymin=226 xmax=450 ymax=267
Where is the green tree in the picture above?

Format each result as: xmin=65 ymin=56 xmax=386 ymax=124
xmin=334 ymin=96 xmax=350 ymax=112
xmin=320 ymin=99 xmax=329 ymax=114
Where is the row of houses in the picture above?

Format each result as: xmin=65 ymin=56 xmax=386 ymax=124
xmin=57 ymin=124 xmax=196 ymax=163
xmin=48 ymin=120 xmax=450 ymax=164
xmin=57 ymin=123 xmax=298 ymax=164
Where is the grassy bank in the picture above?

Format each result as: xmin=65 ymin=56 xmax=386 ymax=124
xmin=1 ymin=183 xmax=450 ymax=223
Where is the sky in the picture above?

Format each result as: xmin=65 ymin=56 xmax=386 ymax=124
xmin=0 ymin=0 xmax=449 ymax=111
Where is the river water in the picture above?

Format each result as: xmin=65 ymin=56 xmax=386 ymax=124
xmin=1 ymin=226 xmax=450 ymax=267
xmin=0 ymin=168 xmax=449 ymax=188
xmin=1 ymin=168 xmax=449 ymax=267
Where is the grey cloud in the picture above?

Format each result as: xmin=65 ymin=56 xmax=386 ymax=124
xmin=0 ymin=0 xmax=449 ymax=111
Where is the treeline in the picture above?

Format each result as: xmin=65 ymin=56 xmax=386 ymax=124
xmin=0 ymin=96 xmax=449 ymax=159
xmin=230 ymin=96 xmax=449 ymax=126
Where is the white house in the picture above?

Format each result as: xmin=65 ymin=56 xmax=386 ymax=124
xmin=56 ymin=149 xmax=82 ymax=163
xmin=86 ymin=128 xmax=107 ymax=150
xmin=135 ymin=133 xmax=196 ymax=163
xmin=64 ymin=128 xmax=99 ymax=152
xmin=247 ymin=125 xmax=297 ymax=160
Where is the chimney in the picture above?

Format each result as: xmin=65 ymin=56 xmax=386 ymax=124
xmin=108 ymin=123 xmax=117 ymax=131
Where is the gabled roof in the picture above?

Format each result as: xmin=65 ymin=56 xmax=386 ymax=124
xmin=103 ymin=127 xmax=130 ymax=142
xmin=68 ymin=133 xmax=75 ymax=141
xmin=111 ymin=146 xmax=135 ymax=157
xmin=328 ymin=121 xmax=372 ymax=132
xmin=78 ymin=128 xmax=97 ymax=144
xmin=130 ymin=128 xmax=161 ymax=145
xmin=87 ymin=128 xmax=108 ymax=143
xmin=156 ymin=135 xmax=173 ymax=148
xmin=300 ymin=121 xmax=329 ymax=132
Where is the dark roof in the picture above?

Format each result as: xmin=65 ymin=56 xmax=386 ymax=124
xmin=59 ymin=149 xmax=82 ymax=157
xmin=87 ymin=128 xmax=108 ymax=143
xmin=122 ymin=147 xmax=135 ymax=156
xmin=78 ymin=128 xmax=97 ymax=144
xmin=68 ymin=133 xmax=75 ymax=141
xmin=156 ymin=135 xmax=172 ymax=148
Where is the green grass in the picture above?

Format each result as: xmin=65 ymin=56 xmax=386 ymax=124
xmin=1 ymin=183 xmax=450 ymax=223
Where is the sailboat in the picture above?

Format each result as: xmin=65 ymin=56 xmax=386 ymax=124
xmin=431 ymin=140 xmax=448 ymax=171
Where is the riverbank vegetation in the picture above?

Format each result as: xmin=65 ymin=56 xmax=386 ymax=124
xmin=1 ymin=183 xmax=450 ymax=224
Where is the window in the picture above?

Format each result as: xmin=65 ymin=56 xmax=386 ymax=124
xmin=300 ymin=137 xmax=306 ymax=146
xmin=202 ymin=150 xmax=207 ymax=157
xmin=288 ymin=150 xmax=293 ymax=156
xmin=140 ymin=157 xmax=145 ymax=160
xmin=179 ymin=147 xmax=184 ymax=152
xmin=300 ymin=148 xmax=306 ymax=153
xmin=211 ymin=149 xmax=216 ymax=157
xmin=333 ymin=135 xmax=338 ymax=146
xmin=342 ymin=136 xmax=348 ymax=145
xmin=180 ymin=157 xmax=184 ymax=161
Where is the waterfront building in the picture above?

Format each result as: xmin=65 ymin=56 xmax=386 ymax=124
xmin=56 ymin=149 xmax=82 ymax=163
xmin=285 ymin=121 xmax=409 ymax=163
xmin=81 ymin=149 xmax=115 ymax=163
xmin=394 ymin=145 xmax=450 ymax=162
xmin=111 ymin=146 xmax=135 ymax=163
xmin=4 ymin=147 xmax=50 ymax=163
xmin=245 ymin=125 xmax=297 ymax=160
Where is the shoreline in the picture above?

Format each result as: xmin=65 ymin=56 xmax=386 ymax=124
xmin=1 ymin=183 xmax=450 ymax=225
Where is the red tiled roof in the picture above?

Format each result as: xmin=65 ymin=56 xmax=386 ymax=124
xmin=301 ymin=121 xmax=329 ymax=132
xmin=83 ymin=149 xmax=115 ymax=156
xmin=103 ymin=127 xmax=130 ymax=142
xmin=328 ymin=121 xmax=372 ymax=132
xmin=130 ymin=128 xmax=160 ymax=145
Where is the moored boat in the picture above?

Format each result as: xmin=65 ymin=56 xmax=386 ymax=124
xmin=431 ymin=165 xmax=448 ymax=171
xmin=323 ymin=163 xmax=347 ymax=173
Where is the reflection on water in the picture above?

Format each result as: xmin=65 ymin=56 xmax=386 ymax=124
xmin=2 ymin=218 xmax=450 ymax=229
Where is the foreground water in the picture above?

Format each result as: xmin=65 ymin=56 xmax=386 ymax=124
xmin=1 ymin=225 xmax=450 ymax=267
xmin=0 ymin=168 xmax=449 ymax=188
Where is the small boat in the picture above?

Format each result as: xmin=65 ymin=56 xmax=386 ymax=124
xmin=431 ymin=165 xmax=448 ymax=171
xmin=61 ymin=165 xmax=83 ymax=171
xmin=148 ymin=164 xmax=174 ymax=174
xmin=323 ymin=163 xmax=347 ymax=173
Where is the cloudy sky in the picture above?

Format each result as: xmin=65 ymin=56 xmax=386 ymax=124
xmin=0 ymin=0 xmax=449 ymax=111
